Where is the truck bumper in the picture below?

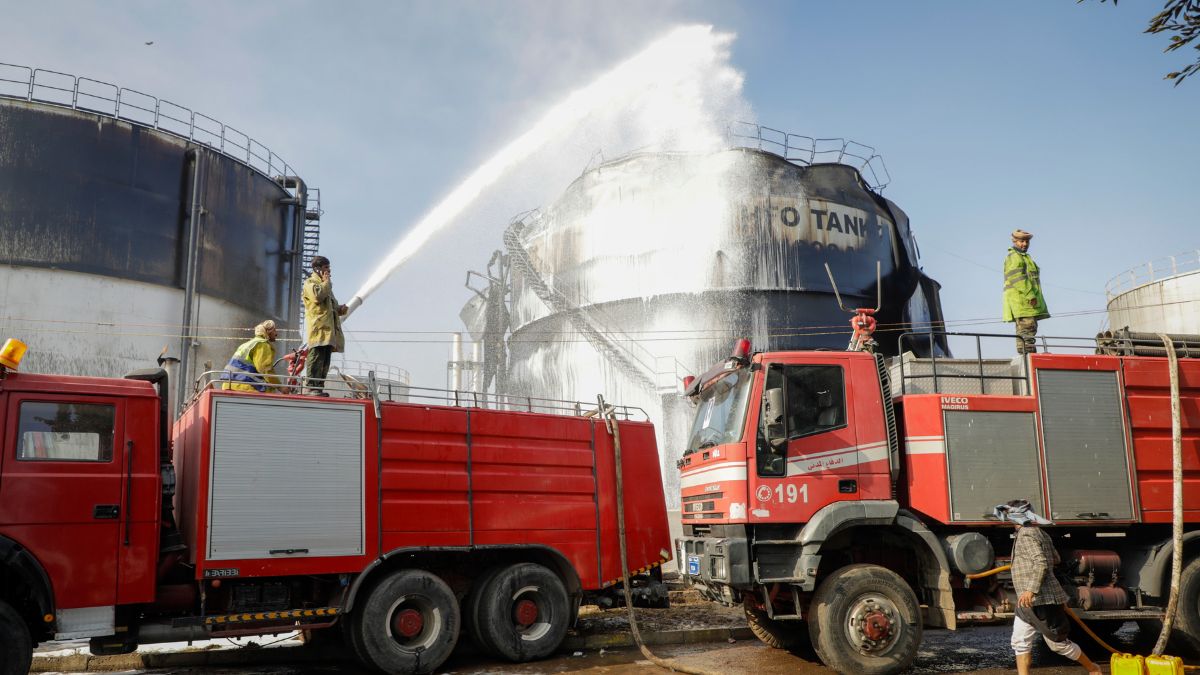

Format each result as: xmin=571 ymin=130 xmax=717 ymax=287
xmin=676 ymin=535 xmax=751 ymax=604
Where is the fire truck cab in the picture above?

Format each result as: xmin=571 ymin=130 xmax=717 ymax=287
xmin=678 ymin=335 xmax=1200 ymax=674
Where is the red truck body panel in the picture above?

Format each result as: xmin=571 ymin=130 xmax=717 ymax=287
xmin=896 ymin=352 xmax=1200 ymax=527
xmin=0 ymin=372 xmax=161 ymax=610
xmin=174 ymin=389 xmax=670 ymax=590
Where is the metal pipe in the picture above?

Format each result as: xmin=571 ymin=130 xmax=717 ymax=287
xmin=450 ymin=333 xmax=463 ymax=391
xmin=178 ymin=148 xmax=205 ymax=410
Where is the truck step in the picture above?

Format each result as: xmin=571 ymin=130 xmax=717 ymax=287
xmin=753 ymin=540 xmax=801 ymax=546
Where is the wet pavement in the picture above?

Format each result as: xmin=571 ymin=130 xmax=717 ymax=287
xmin=39 ymin=622 xmax=1165 ymax=674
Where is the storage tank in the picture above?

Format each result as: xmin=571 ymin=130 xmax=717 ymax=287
xmin=1106 ymin=250 xmax=1200 ymax=335
xmin=467 ymin=127 xmax=948 ymax=503
xmin=0 ymin=64 xmax=319 ymax=407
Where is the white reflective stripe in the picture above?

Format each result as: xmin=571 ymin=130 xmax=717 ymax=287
xmin=680 ymin=463 xmax=747 ymax=489
xmin=785 ymin=443 xmax=891 ymax=476
xmin=906 ymin=435 xmax=946 ymax=442
xmin=906 ymin=438 xmax=947 ymax=455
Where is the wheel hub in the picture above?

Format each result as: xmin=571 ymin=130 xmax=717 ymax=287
xmin=846 ymin=593 xmax=901 ymax=655
xmin=393 ymin=608 xmax=424 ymax=638
xmin=514 ymin=598 xmax=539 ymax=627
xmin=861 ymin=610 xmax=892 ymax=642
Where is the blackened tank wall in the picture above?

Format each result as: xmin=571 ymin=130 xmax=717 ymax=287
xmin=0 ymin=98 xmax=297 ymax=320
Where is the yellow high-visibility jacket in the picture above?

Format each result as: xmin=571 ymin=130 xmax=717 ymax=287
xmin=222 ymin=337 xmax=279 ymax=392
xmin=1002 ymin=248 xmax=1050 ymax=322
xmin=302 ymin=272 xmax=345 ymax=352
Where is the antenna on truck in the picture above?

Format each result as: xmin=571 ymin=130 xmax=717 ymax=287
xmin=824 ymin=261 xmax=881 ymax=353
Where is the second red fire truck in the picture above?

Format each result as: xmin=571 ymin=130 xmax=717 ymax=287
xmin=678 ymin=333 xmax=1200 ymax=674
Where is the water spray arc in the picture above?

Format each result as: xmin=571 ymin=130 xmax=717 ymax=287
xmin=345 ymin=25 xmax=738 ymax=314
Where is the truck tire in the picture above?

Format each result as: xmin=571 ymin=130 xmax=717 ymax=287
xmin=352 ymin=569 xmax=460 ymax=674
xmin=465 ymin=565 xmax=504 ymax=657
xmin=745 ymin=603 xmax=806 ymax=650
xmin=0 ymin=599 xmax=33 ymax=675
xmin=807 ymin=564 xmax=922 ymax=675
xmin=473 ymin=562 xmax=570 ymax=663
xmin=1170 ymin=556 xmax=1200 ymax=657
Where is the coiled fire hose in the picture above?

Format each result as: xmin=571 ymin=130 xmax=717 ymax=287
xmin=966 ymin=338 xmax=1190 ymax=666
xmin=599 ymin=396 xmax=721 ymax=675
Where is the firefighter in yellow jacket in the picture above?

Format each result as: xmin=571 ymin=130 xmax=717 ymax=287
xmin=302 ymin=256 xmax=347 ymax=396
xmin=221 ymin=320 xmax=280 ymax=392
xmin=1003 ymin=229 xmax=1050 ymax=354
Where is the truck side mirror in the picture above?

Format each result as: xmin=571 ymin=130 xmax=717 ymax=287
xmin=764 ymin=387 xmax=786 ymax=449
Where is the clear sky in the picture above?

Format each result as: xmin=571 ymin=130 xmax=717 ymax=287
xmin=4 ymin=1 xmax=1198 ymax=386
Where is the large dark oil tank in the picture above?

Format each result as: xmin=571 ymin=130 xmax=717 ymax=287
xmin=0 ymin=65 xmax=318 ymax=406
xmin=483 ymin=134 xmax=947 ymax=504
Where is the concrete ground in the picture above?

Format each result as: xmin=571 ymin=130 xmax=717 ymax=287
xmin=34 ymin=623 xmax=1162 ymax=674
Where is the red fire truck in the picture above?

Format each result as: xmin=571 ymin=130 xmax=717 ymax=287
xmin=0 ymin=350 xmax=671 ymax=675
xmin=678 ymin=334 xmax=1200 ymax=674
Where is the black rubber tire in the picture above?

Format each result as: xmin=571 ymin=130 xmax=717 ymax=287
xmin=465 ymin=565 xmax=505 ymax=657
xmin=0 ymin=599 xmax=33 ymax=675
xmin=474 ymin=562 xmax=570 ymax=663
xmin=745 ymin=602 xmax=806 ymax=650
xmin=1170 ymin=556 xmax=1200 ymax=657
xmin=352 ymin=569 xmax=460 ymax=674
xmin=807 ymin=564 xmax=923 ymax=675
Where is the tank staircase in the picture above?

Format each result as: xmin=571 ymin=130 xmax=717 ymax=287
xmin=503 ymin=213 xmax=672 ymax=395
xmin=302 ymin=188 xmax=322 ymax=275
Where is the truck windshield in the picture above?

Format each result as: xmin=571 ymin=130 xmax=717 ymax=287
xmin=685 ymin=369 xmax=753 ymax=455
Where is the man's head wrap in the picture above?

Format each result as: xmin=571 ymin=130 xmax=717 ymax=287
xmin=254 ymin=320 xmax=276 ymax=339
xmin=993 ymin=499 xmax=1052 ymax=526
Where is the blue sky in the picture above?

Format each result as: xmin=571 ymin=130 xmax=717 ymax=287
xmin=5 ymin=1 xmax=1197 ymax=385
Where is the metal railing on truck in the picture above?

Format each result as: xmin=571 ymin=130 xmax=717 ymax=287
xmin=893 ymin=331 xmax=1130 ymax=396
xmin=192 ymin=371 xmax=648 ymax=421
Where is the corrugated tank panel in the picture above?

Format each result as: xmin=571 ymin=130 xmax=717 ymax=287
xmin=1037 ymin=370 xmax=1134 ymax=521
xmin=207 ymin=397 xmax=364 ymax=560
xmin=944 ymin=411 xmax=1044 ymax=521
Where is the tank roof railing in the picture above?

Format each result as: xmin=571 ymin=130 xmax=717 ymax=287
xmin=192 ymin=370 xmax=648 ymax=421
xmin=727 ymin=121 xmax=892 ymax=191
xmin=1105 ymin=249 xmax=1200 ymax=301
xmin=0 ymin=63 xmax=298 ymax=183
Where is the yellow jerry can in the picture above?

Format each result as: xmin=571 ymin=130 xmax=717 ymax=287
xmin=1145 ymin=654 xmax=1186 ymax=675
xmin=1110 ymin=652 xmax=1145 ymax=675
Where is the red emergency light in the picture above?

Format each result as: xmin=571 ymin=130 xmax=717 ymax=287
xmin=731 ymin=338 xmax=751 ymax=362
xmin=682 ymin=375 xmax=696 ymax=391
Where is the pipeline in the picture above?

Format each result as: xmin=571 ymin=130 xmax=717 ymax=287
xmin=1095 ymin=328 xmax=1200 ymax=358
xmin=599 ymin=395 xmax=720 ymax=675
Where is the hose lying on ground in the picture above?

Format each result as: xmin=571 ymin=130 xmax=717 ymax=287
xmin=600 ymin=396 xmax=722 ymax=675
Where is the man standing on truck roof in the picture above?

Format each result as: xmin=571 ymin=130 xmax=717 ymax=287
xmin=995 ymin=499 xmax=1102 ymax=675
xmin=1003 ymin=229 xmax=1050 ymax=355
xmin=302 ymin=255 xmax=347 ymax=397
xmin=221 ymin=320 xmax=280 ymax=392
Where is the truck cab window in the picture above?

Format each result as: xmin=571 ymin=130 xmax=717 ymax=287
xmin=685 ymin=369 xmax=753 ymax=455
xmin=17 ymin=401 xmax=115 ymax=462
xmin=758 ymin=364 xmax=848 ymax=475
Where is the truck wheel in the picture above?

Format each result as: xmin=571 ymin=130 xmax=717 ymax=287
xmin=1170 ymin=557 xmax=1200 ymax=657
xmin=465 ymin=566 xmax=504 ymax=656
xmin=353 ymin=569 xmax=460 ymax=674
xmin=807 ymin=564 xmax=922 ymax=675
xmin=474 ymin=562 xmax=570 ymax=662
xmin=745 ymin=602 xmax=807 ymax=650
xmin=0 ymin=599 xmax=33 ymax=675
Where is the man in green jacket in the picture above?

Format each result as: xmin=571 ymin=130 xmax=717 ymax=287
xmin=302 ymin=256 xmax=347 ymax=396
xmin=1003 ymin=229 xmax=1050 ymax=355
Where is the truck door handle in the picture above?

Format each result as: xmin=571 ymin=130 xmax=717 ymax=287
xmin=94 ymin=504 xmax=120 ymax=519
